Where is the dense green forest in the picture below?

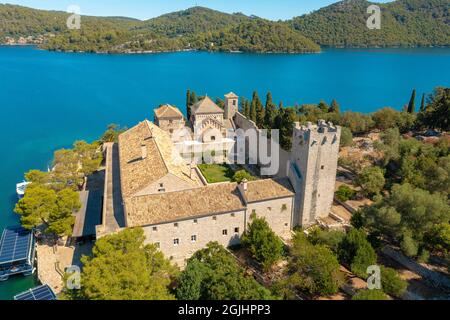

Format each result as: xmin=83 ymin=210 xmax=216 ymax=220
xmin=290 ymin=0 xmax=450 ymax=47
xmin=136 ymin=6 xmax=249 ymax=37
xmin=1 ymin=0 xmax=449 ymax=53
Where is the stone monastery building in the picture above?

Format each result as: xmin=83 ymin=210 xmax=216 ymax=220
xmin=95 ymin=92 xmax=341 ymax=265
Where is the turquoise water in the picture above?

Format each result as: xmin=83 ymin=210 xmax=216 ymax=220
xmin=0 ymin=46 xmax=449 ymax=299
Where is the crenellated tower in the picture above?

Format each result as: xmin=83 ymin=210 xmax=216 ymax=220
xmin=288 ymin=120 xmax=341 ymax=227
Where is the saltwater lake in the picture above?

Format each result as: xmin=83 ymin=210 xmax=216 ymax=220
xmin=0 ymin=45 xmax=449 ymax=299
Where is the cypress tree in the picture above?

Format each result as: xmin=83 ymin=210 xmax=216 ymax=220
xmin=190 ymin=91 xmax=198 ymax=106
xmin=186 ymin=89 xmax=191 ymax=120
xmin=330 ymin=99 xmax=340 ymax=113
xmin=240 ymin=97 xmax=247 ymax=117
xmin=244 ymin=100 xmax=251 ymax=118
xmin=254 ymin=92 xmax=265 ymax=128
xmin=264 ymin=92 xmax=277 ymax=129
xmin=250 ymin=95 xmax=257 ymax=122
xmin=407 ymin=89 xmax=416 ymax=114
xmin=420 ymin=93 xmax=426 ymax=112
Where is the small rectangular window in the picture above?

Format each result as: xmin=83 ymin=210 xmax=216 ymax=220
xmin=153 ymin=226 xmax=158 ymax=232
xmin=234 ymin=227 xmax=240 ymax=234
xmin=231 ymin=213 xmax=235 ymax=217
xmin=191 ymin=235 xmax=197 ymax=243
xmin=321 ymin=165 xmax=325 ymax=170
xmin=213 ymin=216 xmax=217 ymax=221
xmin=173 ymin=239 xmax=179 ymax=246
xmin=222 ymin=229 xmax=228 ymax=236
xmin=193 ymin=219 xmax=198 ymax=224
xmin=174 ymin=223 xmax=179 ymax=228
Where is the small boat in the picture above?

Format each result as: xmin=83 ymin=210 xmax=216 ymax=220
xmin=16 ymin=181 xmax=30 ymax=199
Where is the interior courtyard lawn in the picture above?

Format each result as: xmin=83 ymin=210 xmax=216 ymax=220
xmin=198 ymin=163 xmax=257 ymax=184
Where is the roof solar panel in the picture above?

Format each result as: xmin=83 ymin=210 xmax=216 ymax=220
xmin=0 ymin=226 xmax=33 ymax=264
xmin=14 ymin=285 xmax=57 ymax=300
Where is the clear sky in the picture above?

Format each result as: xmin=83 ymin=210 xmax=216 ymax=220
xmin=1 ymin=0 xmax=393 ymax=20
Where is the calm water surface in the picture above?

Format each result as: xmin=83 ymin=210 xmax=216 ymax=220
xmin=0 ymin=45 xmax=449 ymax=299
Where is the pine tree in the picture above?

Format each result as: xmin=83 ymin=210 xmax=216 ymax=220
xmin=279 ymin=101 xmax=284 ymax=110
xmin=420 ymin=93 xmax=426 ymax=112
xmin=330 ymin=99 xmax=340 ymax=113
xmin=264 ymin=92 xmax=277 ymax=130
xmin=407 ymin=89 xmax=416 ymax=114
xmin=186 ymin=89 xmax=191 ymax=120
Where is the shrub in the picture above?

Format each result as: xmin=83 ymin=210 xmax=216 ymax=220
xmin=242 ymin=216 xmax=284 ymax=271
xmin=352 ymin=289 xmax=389 ymax=300
xmin=335 ymin=185 xmax=357 ymax=202
xmin=380 ymin=266 xmax=407 ymax=298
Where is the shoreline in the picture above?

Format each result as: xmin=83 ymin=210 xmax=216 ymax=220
xmin=2 ymin=42 xmax=449 ymax=56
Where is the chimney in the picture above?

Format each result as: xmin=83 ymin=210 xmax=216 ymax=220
xmin=241 ymin=178 xmax=248 ymax=191
xmin=141 ymin=144 xmax=147 ymax=160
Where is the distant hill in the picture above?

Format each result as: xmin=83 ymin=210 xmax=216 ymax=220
xmin=1 ymin=1 xmax=448 ymax=53
xmin=190 ymin=19 xmax=321 ymax=53
xmin=138 ymin=6 xmax=250 ymax=37
xmin=289 ymin=0 xmax=450 ymax=47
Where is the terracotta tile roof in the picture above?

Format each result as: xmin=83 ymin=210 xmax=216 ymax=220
xmin=191 ymin=96 xmax=224 ymax=115
xmin=125 ymin=183 xmax=245 ymax=227
xmin=224 ymin=92 xmax=238 ymax=98
xmin=154 ymin=104 xmax=184 ymax=119
xmin=118 ymin=120 xmax=197 ymax=197
xmin=244 ymin=178 xmax=294 ymax=203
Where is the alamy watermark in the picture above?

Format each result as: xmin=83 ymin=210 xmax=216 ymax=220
xmin=171 ymin=126 xmax=281 ymax=176
xmin=367 ymin=5 xmax=381 ymax=30
xmin=66 ymin=265 xmax=81 ymax=290
xmin=367 ymin=265 xmax=382 ymax=290
xmin=66 ymin=5 xmax=81 ymax=30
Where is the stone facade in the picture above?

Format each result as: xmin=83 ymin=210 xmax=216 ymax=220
xmin=143 ymin=209 xmax=246 ymax=266
xmin=154 ymin=104 xmax=186 ymax=140
xmin=95 ymin=91 xmax=342 ymax=267
xmin=141 ymin=189 xmax=294 ymax=266
xmin=288 ymin=120 xmax=341 ymax=226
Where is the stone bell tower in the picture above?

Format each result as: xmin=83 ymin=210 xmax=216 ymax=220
xmin=224 ymin=92 xmax=238 ymax=120
xmin=288 ymin=120 xmax=341 ymax=227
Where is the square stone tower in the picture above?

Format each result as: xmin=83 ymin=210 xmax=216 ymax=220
xmin=288 ymin=120 xmax=341 ymax=227
xmin=224 ymin=92 xmax=238 ymax=120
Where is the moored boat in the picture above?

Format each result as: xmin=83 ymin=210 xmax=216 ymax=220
xmin=16 ymin=181 xmax=30 ymax=199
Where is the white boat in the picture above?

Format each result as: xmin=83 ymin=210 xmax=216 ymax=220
xmin=16 ymin=181 xmax=30 ymax=199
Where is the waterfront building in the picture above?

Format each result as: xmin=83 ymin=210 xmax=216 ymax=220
xmin=94 ymin=92 xmax=341 ymax=266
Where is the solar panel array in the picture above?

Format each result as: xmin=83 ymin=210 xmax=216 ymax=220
xmin=14 ymin=285 xmax=57 ymax=301
xmin=0 ymin=226 xmax=33 ymax=264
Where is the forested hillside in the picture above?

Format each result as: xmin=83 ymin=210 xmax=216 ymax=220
xmin=290 ymin=0 xmax=450 ymax=47
xmin=1 ymin=1 xmax=448 ymax=53
xmin=137 ymin=6 xmax=250 ymax=37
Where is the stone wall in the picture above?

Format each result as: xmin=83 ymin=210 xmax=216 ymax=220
xmin=143 ymin=209 xmax=246 ymax=266
xmin=246 ymin=197 xmax=294 ymax=239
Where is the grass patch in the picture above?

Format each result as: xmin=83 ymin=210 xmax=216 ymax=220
xmin=198 ymin=163 xmax=258 ymax=184
xmin=198 ymin=164 xmax=235 ymax=183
